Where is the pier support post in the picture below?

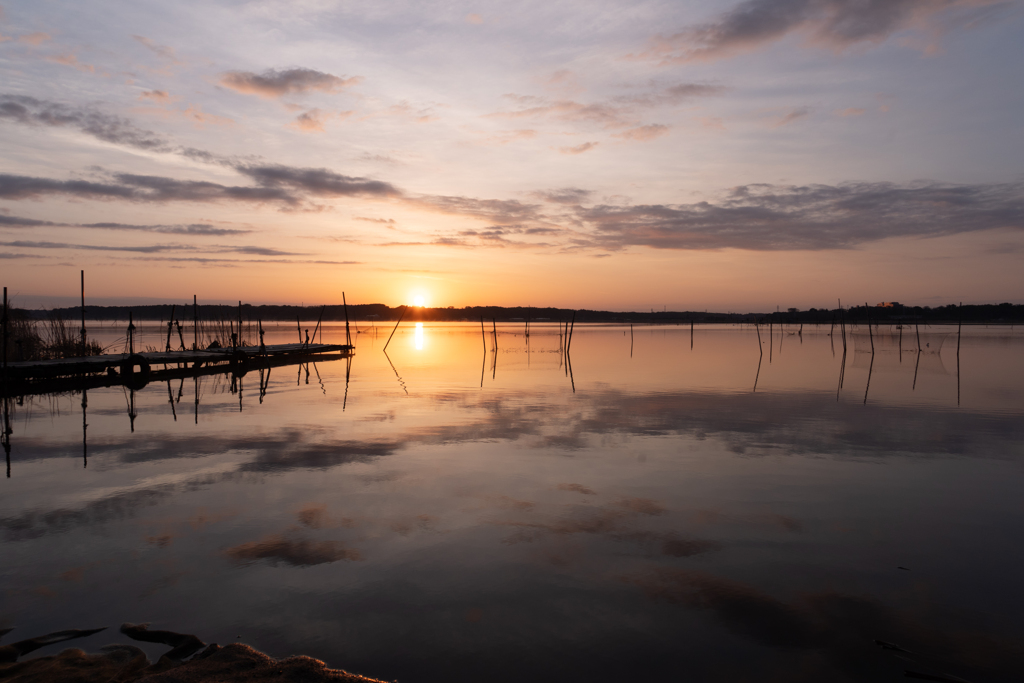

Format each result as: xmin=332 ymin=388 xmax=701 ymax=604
xmin=80 ymin=270 xmax=86 ymax=356
xmin=2 ymin=287 xmax=7 ymax=373
xmin=343 ymin=292 xmax=351 ymax=347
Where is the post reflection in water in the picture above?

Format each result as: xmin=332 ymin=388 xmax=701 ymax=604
xmin=1 ymin=323 xmax=1023 ymax=683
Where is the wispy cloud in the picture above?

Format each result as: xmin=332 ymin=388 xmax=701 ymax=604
xmin=0 ymin=212 xmax=251 ymax=235
xmin=289 ymin=108 xmax=329 ymax=133
xmin=220 ymin=68 xmax=361 ymax=99
xmin=1 ymin=94 xmax=170 ymax=149
xmin=235 ymin=165 xmax=401 ymax=198
xmin=46 ymin=52 xmax=98 ymax=74
xmin=772 ymin=106 xmax=810 ymax=127
xmin=559 ymin=141 xmax=599 ymax=154
xmin=576 ymin=181 xmax=1024 ymax=251
xmin=613 ymin=124 xmax=670 ymax=141
xmin=18 ymin=32 xmax=51 ymax=46
xmin=635 ymin=0 xmax=1007 ymax=64
xmin=132 ymin=35 xmax=181 ymax=64
xmin=0 ymin=172 xmax=297 ymax=204
xmin=0 ymin=240 xmax=301 ymax=255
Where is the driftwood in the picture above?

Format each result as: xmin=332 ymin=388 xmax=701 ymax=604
xmin=0 ymin=625 xmax=384 ymax=682
xmin=0 ymin=627 xmax=106 ymax=664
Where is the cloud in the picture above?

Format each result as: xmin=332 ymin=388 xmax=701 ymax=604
xmin=531 ymin=188 xmax=592 ymax=205
xmin=617 ymin=83 xmax=729 ymax=107
xmin=0 ymin=94 xmax=170 ymax=150
xmin=613 ymin=124 xmax=670 ymax=141
xmin=0 ymin=212 xmax=250 ymax=235
xmin=181 ymin=104 xmax=233 ymax=127
xmin=220 ymin=68 xmax=361 ymax=99
xmin=559 ymin=141 xmax=598 ymax=155
xmin=557 ymin=483 xmax=596 ymax=495
xmin=0 ymin=240 xmax=299 ymax=255
xmin=465 ymin=13 xmax=484 ymax=24
xmin=624 ymin=567 xmax=1024 ymax=678
xmin=697 ymin=116 xmax=726 ymax=130
xmin=835 ymin=107 xmax=866 ymax=116
xmin=409 ymin=195 xmax=543 ymax=224
xmin=132 ymin=35 xmax=180 ymax=64
xmin=0 ymin=213 xmax=55 ymax=227
xmin=772 ymin=106 xmax=810 ymax=127
xmin=636 ymin=0 xmax=1006 ymax=64
xmin=225 ymin=534 xmax=361 ymax=566
xmin=487 ymin=129 xmax=537 ymax=145
xmin=493 ymin=97 xmax=633 ymax=129
xmin=46 ymin=53 xmax=97 ymax=74
xmin=290 ymin=108 xmax=328 ymax=133
xmin=491 ymin=84 xmax=723 ymax=135
xmin=576 ymin=181 xmax=1024 ymax=251
xmin=18 ymin=32 xmax=51 ymax=45
xmin=236 ymin=165 xmax=401 ymax=198
xmin=0 ymin=172 xmax=298 ymax=204
xmin=138 ymin=90 xmax=172 ymax=104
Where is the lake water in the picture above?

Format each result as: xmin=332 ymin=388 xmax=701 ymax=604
xmin=3 ymin=322 xmax=1023 ymax=682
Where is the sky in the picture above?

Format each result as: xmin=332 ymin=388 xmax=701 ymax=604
xmin=1 ymin=0 xmax=1022 ymax=311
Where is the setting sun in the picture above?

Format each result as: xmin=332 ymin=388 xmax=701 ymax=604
xmin=413 ymin=295 xmax=426 ymax=307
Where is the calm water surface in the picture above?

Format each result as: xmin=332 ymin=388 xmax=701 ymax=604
xmin=3 ymin=323 xmax=1023 ymax=682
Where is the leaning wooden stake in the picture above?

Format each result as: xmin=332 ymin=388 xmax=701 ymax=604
xmin=383 ymin=305 xmax=407 ymax=352
xmin=567 ymin=311 xmax=576 ymax=357
xmin=310 ymin=305 xmax=326 ymax=346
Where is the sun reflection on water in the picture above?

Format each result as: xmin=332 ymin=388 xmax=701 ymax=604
xmin=414 ymin=322 xmax=424 ymax=350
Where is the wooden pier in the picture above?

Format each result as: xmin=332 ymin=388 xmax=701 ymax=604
xmin=1 ymin=342 xmax=353 ymax=398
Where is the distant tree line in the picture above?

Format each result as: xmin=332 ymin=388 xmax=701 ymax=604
xmin=17 ymin=301 xmax=1024 ymax=325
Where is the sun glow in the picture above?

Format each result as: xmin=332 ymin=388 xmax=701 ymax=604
xmin=414 ymin=322 xmax=424 ymax=350
xmin=413 ymin=294 xmax=426 ymax=307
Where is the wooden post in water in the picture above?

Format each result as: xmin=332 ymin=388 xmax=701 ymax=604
xmin=383 ymin=305 xmax=407 ymax=352
xmin=866 ymin=303 xmax=874 ymax=353
xmin=567 ymin=311 xmax=576 ymax=357
xmin=899 ymin=320 xmax=903 ymax=363
xmin=343 ymin=292 xmax=351 ymax=347
xmin=957 ymin=302 xmax=962 ymax=406
xmin=480 ymin=317 xmax=486 ymax=352
xmin=128 ymin=312 xmax=135 ymax=355
xmin=2 ymin=287 xmax=7 ymax=372
xmin=690 ymin=319 xmax=694 ymax=350
xmin=193 ymin=295 xmax=198 ymax=350
xmin=492 ymin=319 xmax=498 ymax=350
xmin=238 ymin=301 xmax=243 ymax=346
xmin=80 ymin=270 xmax=86 ymax=356
xmin=630 ymin=322 xmax=633 ymax=358
xmin=297 ymin=316 xmax=302 ymax=343
xmin=756 ymin=321 xmax=762 ymax=356
xmin=957 ymin=302 xmax=962 ymax=357
xmin=166 ymin=304 xmax=176 ymax=352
